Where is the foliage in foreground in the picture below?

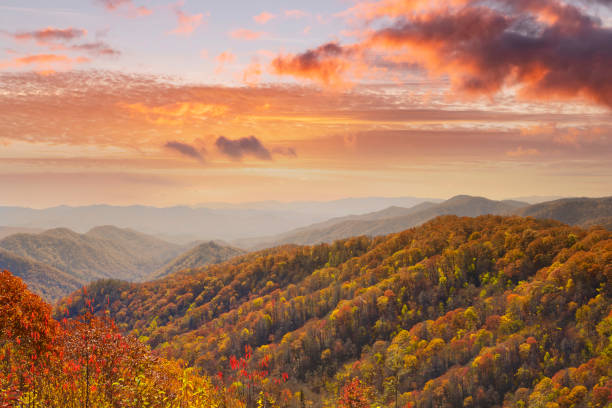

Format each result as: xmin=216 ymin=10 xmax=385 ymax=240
xmin=0 ymin=270 xmax=297 ymax=407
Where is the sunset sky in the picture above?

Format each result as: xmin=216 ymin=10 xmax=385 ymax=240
xmin=1 ymin=0 xmax=610 ymax=207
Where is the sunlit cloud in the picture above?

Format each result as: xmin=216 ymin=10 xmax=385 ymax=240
xmin=253 ymin=11 xmax=276 ymax=24
xmin=274 ymin=0 xmax=612 ymax=109
xmin=95 ymin=0 xmax=152 ymax=17
xmin=230 ymin=29 xmax=266 ymax=41
xmin=120 ymin=102 xmax=229 ymax=125
xmin=0 ymin=54 xmax=90 ymax=73
xmin=7 ymin=27 xmax=87 ymax=44
xmin=271 ymin=43 xmax=351 ymax=88
xmin=285 ymin=9 xmax=309 ymax=19
xmin=168 ymin=2 xmax=205 ymax=36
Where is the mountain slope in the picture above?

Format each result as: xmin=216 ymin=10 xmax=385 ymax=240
xmin=0 ymin=226 xmax=43 ymax=239
xmin=515 ymin=196 xmax=612 ymax=229
xmin=0 ymin=225 xmax=185 ymax=283
xmin=236 ymin=195 xmax=527 ymax=249
xmin=0 ymin=248 xmax=82 ymax=301
xmin=60 ymin=215 xmax=612 ymax=407
xmin=152 ymin=241 xmax=246 ymax=279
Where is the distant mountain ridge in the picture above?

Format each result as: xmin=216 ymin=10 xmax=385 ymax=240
xmin=514 ymin=196 xmax=612 ymax=229
xmin=0 ymin=225 xmax=185 ymax=284
xmin=234 ymin=195 xmax=529 ymax=249
xmin=0 ymin=197 xmax=439 ymax=242
xmin=0 ymin=225 xmax=246 ymax=301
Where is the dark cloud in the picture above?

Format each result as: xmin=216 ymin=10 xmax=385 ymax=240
xmin=272 ymin=146 xmax=298 ymax=157
xmin=370 ymin=0 xmax=612 ymax=107
xmin=70 ymin=42 xmax=121 ymax=57
xmin=274 ymin=0 xmax=612 ymax=108
xmin=271 ymin=42 xmax=356 ymax=87
xmin=215 ymin=136 xmax=273 ymax=160
xmin=5 ymin=27 xmax=120 ymax=57
xmin=163 ymin=141 xmax=206 ymax=163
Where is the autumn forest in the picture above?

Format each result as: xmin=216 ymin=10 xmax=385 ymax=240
xmin=1 ymin=214 xmax=611 ymax=407
xmin=2 ymin=0 xmax=612 ymax=406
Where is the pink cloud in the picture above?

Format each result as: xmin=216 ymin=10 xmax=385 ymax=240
xmin=253 ymin=12 xmax=276 ymax=24
xmin=96 ymin=0 xmax=152 ymax=17
xmin=230 ymin=29 xmax=266 ymax=41
xmin=10 ymin=27 xmax=87 ymax=45
xmin=285 ymin=10 xmax=309 ymax=19
xmin=215 ymin=51 xmax=236 ymax=73
xmin=169 ymin=3 xmax=205 ymax=36
xmin=242 ymin=61 xmax=262 ymax=86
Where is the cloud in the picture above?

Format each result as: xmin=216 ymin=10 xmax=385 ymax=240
xmin=0 ymin=54 xmax=90 ymax=73
xmin=275 ymin=0 xmax=612 ymax=108
xmin=215 ymin=51 xmax=235 ymax=73
xmin=70 ymin=42 xmax=121 ymax=57
xmin=271 ymin=42 xmax=357 ymax=88
xmin=230 ymin=29 xmax=265 ymax=41
xmin=169 ymin=3 xmax=204 ymax=35
xmin=120 ymin=102 xmax=229 ymax=125
xmin=285 ymin=10 xmax=309 ymax=19
xmin=506 ymin=146 xmax=541 ymax=157
xmin=272 ymin=146 xmax=298 ymax=157
xmin=254 ymin=12 xmax=276 ymax=24
xmin=164 ymin=141 xmax=206 ymax=163
xmin=242 ymin=61 xmax=262 ymax=86
xmin=1 ymin=70 xmax=607 ymax=157
xmin=9 ymin=27 xmax=87 ymax=44
xmin=96 ymin=0 xmax=152 ymax=16
xmin=215 ymin=136 xmax=272 ymax=160
xmin=5 ymin=27 xmax=120 ymax=57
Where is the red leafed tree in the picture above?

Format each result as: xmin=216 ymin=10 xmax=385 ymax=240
xmin=338 ymin=377 xmax=373 ymax=408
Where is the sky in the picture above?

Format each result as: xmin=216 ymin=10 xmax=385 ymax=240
xmin=0 ymin=0 xmax=611 ymax=207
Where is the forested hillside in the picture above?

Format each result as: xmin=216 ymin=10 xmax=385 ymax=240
xmin=152 ymin=241 xmax=245 ymax=279
xmin=515 ymin=197 xmax=612 ymax=230
xmin=60 ymin=215 xmax=612 ymax=407
xmin=0 ymin=226 xmax=185 ymax=283
xmin=0 ymin=248 xmax=82 ymax=301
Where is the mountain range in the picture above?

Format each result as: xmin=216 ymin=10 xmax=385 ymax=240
xmin=234 ymin=195 xmax=612 ymax=249
xmin=0 ymin=197 xmax=438 ymax=243
xmin=1 ymin=195 xmax=610 ymax=302
xmin=0 ymin=226 xmax=241 ymax=301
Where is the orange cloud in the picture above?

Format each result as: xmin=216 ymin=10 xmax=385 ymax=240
xmin=120 ymin=102 xmax=229 ymax=125
xmin=271 ymin=43 xmax=357 ymax=88
xmin=169 ymin=3 xmax=204 ymax=35
xmin=242 ymin=61 xmax=262 ymax=86
xmin=278 ymin=0 xmax=612 ymax=108
xmin=215 ymin=51 xmax=236 ymax=74
xmin=253 ymin=12 xmax=276 ymax=24
xmin=10 ymin=27 xmax=87 ymax=45
xmin=230 ymin=29 xmax=265 ymax=41
xmin=0 ymin=54 xmax=90 ymax=72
